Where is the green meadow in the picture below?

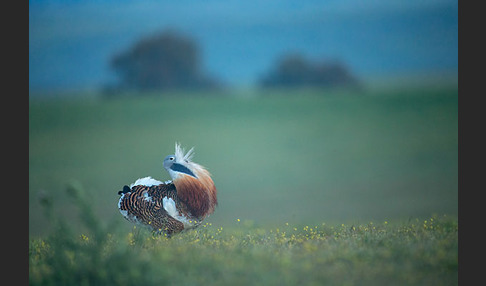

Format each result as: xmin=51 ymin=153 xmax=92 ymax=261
xmin=29 ymin=86 xmax=458 ymax=284
xmin=30 ymin=197 xmax=458 ymax=285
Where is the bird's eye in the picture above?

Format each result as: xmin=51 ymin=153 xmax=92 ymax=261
xmin=169 ymin=157 xmax=174 ymax=161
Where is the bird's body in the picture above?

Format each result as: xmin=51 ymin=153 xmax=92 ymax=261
xmin=118 ymin=143 xmax=217 ymax=236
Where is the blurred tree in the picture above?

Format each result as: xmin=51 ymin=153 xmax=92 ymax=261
xmin=109 ymin=30 xmax=218 ymax=93
xmin=260 ymin=53 xmax=360 ymax=89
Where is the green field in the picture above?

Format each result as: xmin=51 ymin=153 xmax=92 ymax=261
xmin=30 ymin=186 xmax=457 ymax=285
xmin=29 ymin=86 xmax=458 ymax=284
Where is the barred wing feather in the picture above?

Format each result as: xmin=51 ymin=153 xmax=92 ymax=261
xmin=118 ymin=182 xmax=197 ymax=236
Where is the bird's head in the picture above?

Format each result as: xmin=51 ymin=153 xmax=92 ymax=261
xmin=163 ymin=142 xmax=218 ymax=218
xmin=163 ymin=143 xmax=197 ymax=180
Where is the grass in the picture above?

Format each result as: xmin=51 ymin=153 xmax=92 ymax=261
xmin=29 ymin=184 xmax=458 ymax=285
xmin=29 ymin=86 xmax=458 ymax=236
xmin=29 ymin=85 xmax=458 ymax=284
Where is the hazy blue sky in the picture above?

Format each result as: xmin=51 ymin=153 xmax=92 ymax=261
xmin=29 ymin=0 xmax=458 ymax=92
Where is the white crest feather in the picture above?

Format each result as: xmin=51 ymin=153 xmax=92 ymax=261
xmin=175 ymin=142 xmax=195 ymax=163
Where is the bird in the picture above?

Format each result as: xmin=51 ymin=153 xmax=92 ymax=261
xmin=117 ymin=143 xmax=217 ymax=236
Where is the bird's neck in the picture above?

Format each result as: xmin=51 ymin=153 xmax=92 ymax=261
xmin=173 ymin=174 xmax=217 ymax=219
